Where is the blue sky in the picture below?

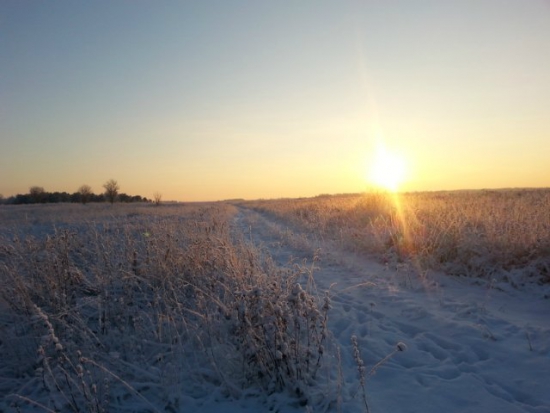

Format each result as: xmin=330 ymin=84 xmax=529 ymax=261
xmin=1 ymin=1 xmax=549 ymax=201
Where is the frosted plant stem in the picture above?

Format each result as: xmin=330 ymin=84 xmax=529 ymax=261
xmin=8 ymin=394 xmax=57 ymax=413
xmin=81 ymin=358 xmax=162 ymax=413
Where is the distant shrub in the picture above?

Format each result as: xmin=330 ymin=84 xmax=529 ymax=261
xmin=78 ymin=184 xmax=93 ymax=204
xmin=153 ymin=192 xmax=162 ymax=206
xmin=2 ymin=185 xmax=146 ymax=205
xmin=29 ymin=185 xmax=45 ymax=204
xmin=103 ymin=179 xmax=119 ymax=204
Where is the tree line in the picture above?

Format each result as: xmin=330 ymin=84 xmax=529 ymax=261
xmin=0 ymin=179 xmax=151 ymax=205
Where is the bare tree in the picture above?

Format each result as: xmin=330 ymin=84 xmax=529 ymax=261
xmin=153 ymin=192 xmax=162 ymax=206
xmin=78 ymin=184 xmax=93 ymax=205
xmin=29 ymin=186 xmax=45 ymax=204
xmin=103 ymin=179 xmax=119 ymax=204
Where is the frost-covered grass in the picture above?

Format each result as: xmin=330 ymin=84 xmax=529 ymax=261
xmin=243 ymin=189 xmax=550 ymax=284
xmin=0 ymin=203 xmax=335 ymax=412
xmin=2 ymin=196 xmax=549 ymax=413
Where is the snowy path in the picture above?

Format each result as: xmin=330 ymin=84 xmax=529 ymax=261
xmin=234 ymin=207 xmax=550 ymax=413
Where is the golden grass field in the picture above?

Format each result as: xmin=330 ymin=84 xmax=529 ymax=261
xmin=242 ymin=189 xmax=550 ymax=284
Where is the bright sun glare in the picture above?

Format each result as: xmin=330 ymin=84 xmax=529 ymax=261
xmin=368 ymin=145 xmax=408 ymax=192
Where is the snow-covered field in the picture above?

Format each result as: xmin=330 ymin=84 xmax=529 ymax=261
xmin=1 ymin=200 xmax=549 ymax=412
xmin=238 ymin=207 xmax=550 ymax=413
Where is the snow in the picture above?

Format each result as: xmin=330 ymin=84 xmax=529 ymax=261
xmin=1 ymin=203 xmax=549 ymax=412
xmin=236 ymin=207 xmax=550 ymax=413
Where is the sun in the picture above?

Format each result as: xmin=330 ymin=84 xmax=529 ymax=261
xmin=367 ymin=145 xmax=408 ymax=192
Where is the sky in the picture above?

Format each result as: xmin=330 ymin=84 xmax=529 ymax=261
xmin=1 ymin=1 xmax=549 ymax=201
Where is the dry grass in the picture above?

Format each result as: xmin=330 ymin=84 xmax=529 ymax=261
xmin=0 ymin=203 xmax=333 ymax=411
xmin=2 ymin=189 xmax=548 ymax=410
xmin=242 ymin=189 xmax=550 ymax=283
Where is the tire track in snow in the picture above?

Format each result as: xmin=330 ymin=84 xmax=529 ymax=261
xmin=233 ymin=206 xmax=550 ymax=413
